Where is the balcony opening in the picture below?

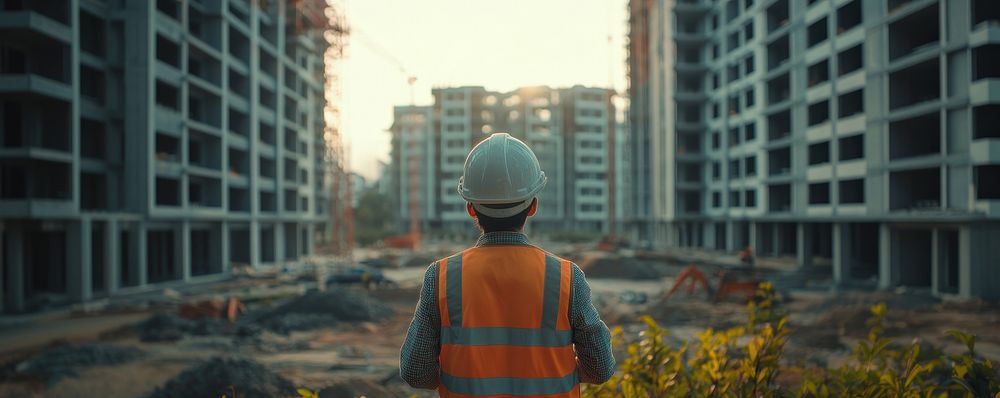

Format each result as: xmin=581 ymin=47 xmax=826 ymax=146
xmin=894 ymin=229 xmax=932 ymax=287
xmin=889 ymin=167 xmax=940 ymax=210
xmin=227 ymin=27 xmax=249 ymax=62
xmin=260 ymin=226 xmax=275 ymax=262
xmin=260 ymin=157 xmax=275 ymax=179
xmin=837 ymin=0 xmax=862 ymax=33
xmin=766 ymin=73 xmax=790 ymax=104
xmin=889 ymin=112 xmax=939 ymax=160
xmin=284 ymin=158 xmax=297 ymax=182
xmin=147 ymin=230 xmax=178 ymax=283
xmin=973 ymin=0 xmax=1000 ymax=26
xmin=679 ymin=105 xmax=701 ymax=124
xmin=260 ymin=191 xmax=276 ymax=212
xmin=767 ymin=35 xmax=790 ymax=69
xmin=188 ymin=7 xmax=221 ymax=49
xmin=0 ymin=159 xmax=69 ymax=200
xmin=680 ymin=191 xmax=701 ymax=214
xmin=728 ymin=95 xmax=739 ymax=116
xmin=973 ymin=45 xmax=1000 ymax=81
xmin=80 ymin=172 xmax=107 ymax=210
xmin=838 ymin=44 xmax=864 ymax=76
xmin=189 ymin=176 xmax=221 ymax=207
xmin=259 ymin=122 xmax=276 ymax=145
xmin=284 ymin=96 xmax=298 ymax=123
xmin=80 ymin=11 xmax=105 ymax=57
xmin=730 ymin=190 xmax=742 ymax=207
xmin=727 ymin=63 xmax=740 ymax=83
xmin=838 ymin=89 xmax=864 ymax=117
xmin=284 ymin=128 xmax=298 ymax=152
xmin=768 ymin=147 xmax=791 ymax=176
xmin=155 ymin=80 xmax=179 ymax=110
xmin=889 ymin=60 xmax=939 ymax=110
xmin=973 ymin=105 xmax=1000 ymax=139
xmin=807 ymin=17 xmax=828 ymax=48
xmin=808 ymin=100 xmax=829 ymax=126
xmin=155 ymin=177 xmax=180 ymax=206
xmin=229 ymin=2 xmax=250 ymax=25
xmin=745 ymin=122 xmax=756 ymax=141
xmin=712 ymin=191 xmax=721 ymax=207
xmin=228 ymin=68 xmax=249 ymax=99
xmin=975 ymin=165 xmax=1000 ymax=200
xmin=840 ymin=178 xmax=864 ymax=204
xmin=808 ymin=141 xmax=830 ymax=165
xmin=768 ymin=183 xmax=791 ymax=212
xmin=155 ymin=133 xmax=179 ymax=162
xmin=80 ymin=65 xmax=105 ymax=104
xmin=767 ymin=110 xmax=791 ymax=140
xmin=726 ymin=0 xmax=739 ymax=22
xmin=157 ymin=0 xmax=179 ymax=19
xmin=678 ymin=133 xmax=700 ymax=154
xmin=728 ymin=126 xmax=740 ymax=147
xmin=284 ymin=189 xmax=298 ymax=211
xmin=190 ymin=229 xmax=216 ymax=276
xmin=809 ymin=182 xmax=830 ymax=205
xmin=259 ymin=85 xmax=276 ymax=110
xmin=80 ymin=118 xmax=106 ymax=160
xmin=746 ymin=155 xmax=757 ymax=176
xmin=839 ymin=134 xmax=864 ymax=160
xmin=807 ymin=59 xmax=829 ymax=87
xmin=188 ymin=47 xmax=221 ymax=84
xmin=228 ymin=148 xmax=248 ymax=177
xmin=888 ymin=4 xmax=939 ymax=61
xmin=189 ymin=130 xmax=220 ymax=169
xmin=155 ymin=34 xmax=180 ymax=68
xmin=679 ymin=164 xmax=701 ymax=183
xmin=229 ymin=187 xmax=249 ymax=212
xmin=228 ymin=107 xmax=249 ymax=136
xmin=766 ymin=0 xmax=790 ymax=33
xmin=745 ymin=87 xmax=755 ymax=108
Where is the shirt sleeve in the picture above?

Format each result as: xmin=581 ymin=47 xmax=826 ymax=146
xmin=569 ymin=263 xmax=616 ymax=384
xmin=399 ymin=262 xmax=441 ymax=389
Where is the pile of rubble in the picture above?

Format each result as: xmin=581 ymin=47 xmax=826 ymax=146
xmin=8 ymin=342 xmax=144 ymax=385
xmin=147 ymin=357 xmax=295 ymax=398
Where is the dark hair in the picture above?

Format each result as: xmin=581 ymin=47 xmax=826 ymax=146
xmin=472 ymin=201 xmax=532 ymax=233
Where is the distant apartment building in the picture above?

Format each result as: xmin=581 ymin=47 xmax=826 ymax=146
xmin=627 ymin=0 xmax=1000 ymax=299
xmin=0 ymin=0 xmax=335 ymax=313
xmin=389 ymin=86 xmax=626 ymax=236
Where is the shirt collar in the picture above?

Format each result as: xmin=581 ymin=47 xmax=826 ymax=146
xmin=475 ymin=231 xmax=532 ymax=247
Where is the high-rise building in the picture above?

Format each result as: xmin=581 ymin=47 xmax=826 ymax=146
xmin=388 ymin=85 xmax=626 ymax=236
xmin=0 ymin=0 xmax=338 ymax=313
xmin=627 ymin=0 xmax=1000 ymax=299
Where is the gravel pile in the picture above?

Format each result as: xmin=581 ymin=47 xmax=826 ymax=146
xmin=253 ymin=288 xmax=393 ymax=334
xmin=14 ymin=342 xmax=144 ymax=384
xmin=147 ymin=357 xmax=296 ymax=398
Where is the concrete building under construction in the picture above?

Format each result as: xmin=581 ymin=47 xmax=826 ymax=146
xmin=389 ymin=86 xmax=628 ymax=237
xmin=626 ymin=0 xmax=1000 ymax=299
xmin=0 ymin=0 xmax=343 ymax=313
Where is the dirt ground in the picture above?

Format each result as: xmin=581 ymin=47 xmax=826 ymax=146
xmin=1 ymin=254 xmax=997 ymax=398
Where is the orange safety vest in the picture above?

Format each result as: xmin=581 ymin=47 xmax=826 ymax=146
xmin=437 ymin=245 xmax=579 ymax=398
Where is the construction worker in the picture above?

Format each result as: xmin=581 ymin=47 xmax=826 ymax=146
xmin=400 ymin=133 xmax=615 ymax=397
xmin=739 ymin=245 xmax=755 ymax=269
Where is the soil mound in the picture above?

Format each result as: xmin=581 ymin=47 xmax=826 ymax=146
xmin=147 ymin=357 xmax=295 ymax=398
xmin=14 ymin=342 xmax=144 ymax=384
xmin=254 ymin=288 xmax=393 ymax=334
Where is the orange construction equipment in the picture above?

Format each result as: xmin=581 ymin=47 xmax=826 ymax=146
xmin=664 ymin=264 xmax=763 ymax=302
xmin=664 ymin=264 xmax=713 ymax=299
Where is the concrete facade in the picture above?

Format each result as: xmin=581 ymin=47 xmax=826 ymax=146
xmin=627 ymin=0 xmax=1000 ymax=299
xmin=0 ymin=0 xmax=333 ymax=313
xmin=389 ymin=86 xmax=627 ymax=237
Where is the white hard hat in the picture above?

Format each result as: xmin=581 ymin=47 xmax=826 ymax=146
xmin=457 ymin=133 xmax=547 ymax=218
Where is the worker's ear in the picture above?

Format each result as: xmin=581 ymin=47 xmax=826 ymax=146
xmin=526 ymin=198 xmax=538 ymax=217
xmin=466 ymin=202 xmax=477 ymax=218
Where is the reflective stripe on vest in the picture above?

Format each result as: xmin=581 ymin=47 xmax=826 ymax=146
xmin=438 ymin=246 xmax=578 ymax=397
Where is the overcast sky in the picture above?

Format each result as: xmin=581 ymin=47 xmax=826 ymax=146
xmin=339 ymin=0 xmax=629 ymax=181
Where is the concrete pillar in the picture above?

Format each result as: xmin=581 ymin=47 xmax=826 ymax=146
xmin=878 ymin=223 xmax=892 ymax=289
xmin=275 ymin=222 xmax=285 ymax=264
xmin=4 ymin=227 xmax=25 ymax=313
xmin=221 ymin=221 xmax=231 ymax=273
xmin=796 ymin=223 xmax=812 ymax=268
xmin=832 ymin=223 xmax=851 ymax=284
xmin=249 ymin=220 xmax=260 ymax=267
xmin=68 ymin=218 xmax=93 ymax=302
xmin=304 ymin=223 xmax=315 ymax=257
xmin=930 ymin=229 xmax=940 ymax=295
xmin=725 ymin=220 xmax=735 ymax=252
xmin=105 ymin=219 xmax=120 ymax=294
xmin=958 ymin=226 xmax=972 ymax=298
xmin=180 ymin=221 xmax=191 ymax=281
xmin=133 ymin=223 xmax=148 ymax=286
xmin=749 ymin=221 xmax=758 ymax=255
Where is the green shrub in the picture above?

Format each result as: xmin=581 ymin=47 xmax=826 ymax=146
xmin=583 ymin=284 xmax=1000 ymax=398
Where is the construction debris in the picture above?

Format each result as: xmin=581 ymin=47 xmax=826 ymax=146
xmin=147 ymin=357 xmax=295 ymax=398
xmin=253 ymin=288 xmax=393 ymax=334
xmin=12 ymin=342 xmax=144 ymax=385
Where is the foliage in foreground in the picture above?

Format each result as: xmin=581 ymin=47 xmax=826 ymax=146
xmin=583 ymin=283 xmax=1000 ymax=398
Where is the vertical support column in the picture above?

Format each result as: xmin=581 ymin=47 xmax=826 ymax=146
xmin=796 ymin=223 xmax=812 ymax=268
xmin=105 ymin=219 xmax=120 ymax=294
xmin=221 ymin=221 xmax=231 ymax=273
xmin=930 ymin=229 xmax=940 ymax=295
xmin=749 ymin=221 xmax=758 ymax=256
xmin=249 ymin=220 xmax=260 ymax=267
xmin=275 ymin=222 xmax=285 ymax=264
xmin=180 ymin=221 xmax=191 ymax=281
xmin=832 ymin=223 xmax=851 ymax=285
xmin=0 ymin=223 xmax=4 ymax=313
xmin=958 ymin=226 xmax=972 ymax=298
xmin=304 ymin=223 xmax=315 ymax=257
xmin=725 ymin=220 xmax=735 ymax=252
xmin=878 ymin=223 xmax=892 ymax=290
xmin=68 ymin=218 xmax=93 ymax=302
xmin=133 ymin=222 xmax=148 ymax=287
xmin=4 ymin=227 xmax=25 ymax=313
